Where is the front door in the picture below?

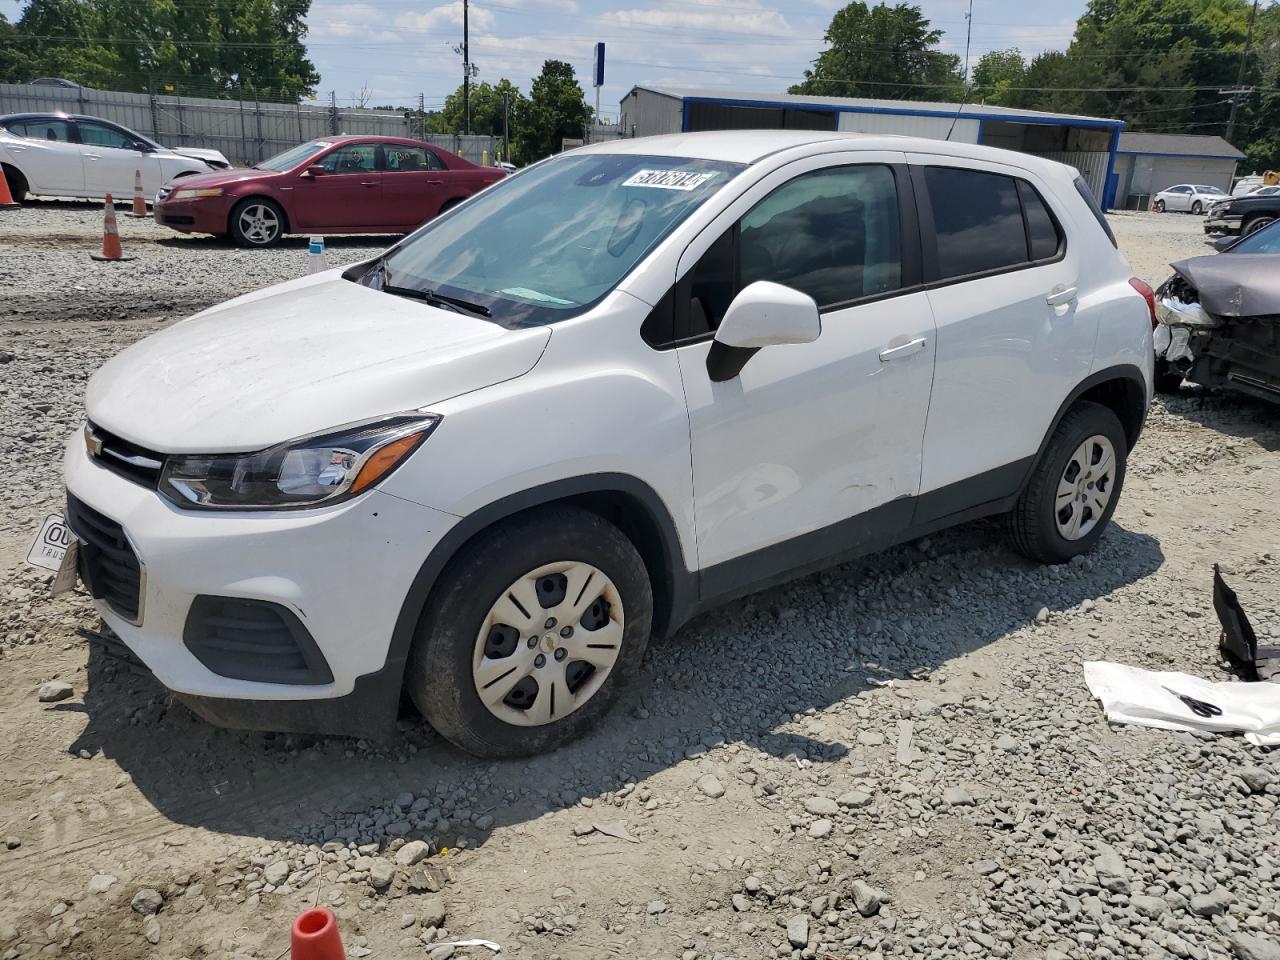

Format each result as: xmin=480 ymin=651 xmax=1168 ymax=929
xmin=3 ymin=118 xmax=83 ymax=195
xmin=293 ymin=141 xmax=382 ymax=230
xmin=75 ymin=120 xmax=162 ymax=198
xmin=674 ymin=157 xmax=937 ymax=594
xmin=910 ymin=158 xmax=1092 ymax=505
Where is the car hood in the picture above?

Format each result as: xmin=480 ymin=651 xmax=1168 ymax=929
xmin=86 ymin=272 xmax=551 ymax=453
xmin=163 ymin=168 xmax=281 ymax=191
xmin=171 ymin=146 xmax=229 ymax=166
xmin=1170 ymin=254 xmax=1280 ymax=317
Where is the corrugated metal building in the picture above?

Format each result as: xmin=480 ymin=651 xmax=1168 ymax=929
xmin=1111 ymin=133 xmax=1245 ymax=210
xmin=619 ymin=85 xmax=1126 ymax=208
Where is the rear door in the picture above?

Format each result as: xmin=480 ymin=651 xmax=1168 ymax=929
xmin=1 ymin=118 xmax=83 ymax=195
xmin=910 ymin=157 xmax=1090 ymax=511
xmin=379 ymin=143 xmax=445 ymax=228
xmin=293 ymin=141 xmax=381 ymax=230
xmin=1166 ymin=186 xmax=1191 ymax=212
xmin=75 ymin=120 xmax=163 ymax=198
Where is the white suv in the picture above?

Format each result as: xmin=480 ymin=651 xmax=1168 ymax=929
xmin=65 ymin=131 xmax=1155 ymax=757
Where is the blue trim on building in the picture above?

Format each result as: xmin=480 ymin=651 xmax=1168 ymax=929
xmin=1115 ymin=150 xmax=1243 ymax=161
xmin=677 ymin=94 xmax=1124 ymax=130
xmin=1102 ymin=126 xmax=1121 ymax=211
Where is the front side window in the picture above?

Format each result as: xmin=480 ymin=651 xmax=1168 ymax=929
xmin=378 ymin=153 xmax=743 ymax=327
xmin=9 ymin=118 xmax=71 ymax=141
xmin=739 ymin=165 xmax=901 ymax=308
xmin=319 ymin=144 xmax=377 ymax=174
xmin=76 ymin=121 xmax=136 ymax=149
xmin=926 ymin=167 xmax=1027 ymax=279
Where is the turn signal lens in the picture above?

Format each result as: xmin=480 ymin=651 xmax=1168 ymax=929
xmin=172 ymin=187 xmax=224 ymax=199
xmin=351 ymin=432 xmax=429 ymax=493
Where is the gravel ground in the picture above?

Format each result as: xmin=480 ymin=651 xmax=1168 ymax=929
xmin=1 ymin=203 xmax=1278 ymax=960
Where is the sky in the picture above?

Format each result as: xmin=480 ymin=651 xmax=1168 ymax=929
xmin=2 ymin=0 xmax=1087 ymax=116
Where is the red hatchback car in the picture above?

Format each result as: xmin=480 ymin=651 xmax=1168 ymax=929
xmin=153 ymin=135 xmax=506 ymax=247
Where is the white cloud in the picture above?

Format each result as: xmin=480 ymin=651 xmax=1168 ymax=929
xmin=396 ymin=1 xmax=496 ymax=34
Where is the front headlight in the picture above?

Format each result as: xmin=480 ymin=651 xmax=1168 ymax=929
xmin=159 ymin=414 xmax=439 ymax=510
xmin=171 ymin=187 xmax=224 ymax=200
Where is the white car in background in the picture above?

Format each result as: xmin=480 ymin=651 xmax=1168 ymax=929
xmin=1151 ymin=183 xmax=1229 ymax=215
xmin=0 ymin=112 xmax=230 ymax=203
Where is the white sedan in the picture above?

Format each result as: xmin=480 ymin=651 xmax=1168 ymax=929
xmin=0 ymin=112 xmax=229 ymax=203
xmin=1152 ymin=183 xmax=1229 ymax=215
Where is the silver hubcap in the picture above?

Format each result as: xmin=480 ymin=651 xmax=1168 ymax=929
xmin=239 ymin=204 xmax=280 ymax=244
xmin=1055 ymin=434 xmax=1116 ymax=541
xmin=472 ymin=561 xmax=623 ymax=727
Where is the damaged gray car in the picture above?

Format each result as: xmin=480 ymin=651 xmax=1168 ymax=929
xmin=1153 ymin=220 xmax=1280 ymax=403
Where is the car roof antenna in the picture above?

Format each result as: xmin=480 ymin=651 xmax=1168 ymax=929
xmin=945 ymin=0 xmax=975 ymax=142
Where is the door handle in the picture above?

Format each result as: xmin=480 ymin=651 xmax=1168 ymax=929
xmin=84 ymin=153 xmax=100 ymax=160
xmin=360 ymin=181 xmax=378 ymax=187
xmin=426 ymin=179 xmax=443 ymax=184
xmin=1046 ymin=286 xmax=1078 ymax=307
xmin=878 ymin=337 xmax=927 ymax=362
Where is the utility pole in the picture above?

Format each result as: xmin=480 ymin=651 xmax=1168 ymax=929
xmin=463 ymin=0 xmax=471 ymax=135
xmin=1224 ymin=0 xmax=1259 ymax=144
xmin=502 ymin=93 xmax=510 ymax=161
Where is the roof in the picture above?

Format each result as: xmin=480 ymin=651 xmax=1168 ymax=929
xmin=1117 ymin=132 xmax=1244 ymax=160
xmin=625 ymin=85 xmax=1123 ymax=128
xmin=575 ymin=130 xmax=1083 ymax=178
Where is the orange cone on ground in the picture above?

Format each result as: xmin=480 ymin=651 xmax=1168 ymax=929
xmin=291 ymin=908 xmax=345 ymax=960
xmin=0 ymin=170 xmax=18 ymax=209
xmin=90 ymin=194 xmax=135 ymax=262
xmin=127 ymin=169 xmax=148 ymax=217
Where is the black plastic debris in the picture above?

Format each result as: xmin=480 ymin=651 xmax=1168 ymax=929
xmin=1214 ymin=564 xmax=1280 ymax=682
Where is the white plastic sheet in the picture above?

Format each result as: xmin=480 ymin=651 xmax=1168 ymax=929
xmin=1083 ymin=661 xmax=1280 ymax=747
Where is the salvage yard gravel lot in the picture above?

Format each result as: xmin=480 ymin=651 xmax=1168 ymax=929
xmin=1 ymin=203 xmax=1278 ymax=960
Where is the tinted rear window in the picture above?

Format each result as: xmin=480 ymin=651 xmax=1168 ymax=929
xmin=1074 ymin=176 xmax=1116 ymax=247
xmin=925 ymin=167 xmax=1027 ymax=279
xmin=1018 ymin=180 xmax=1062 ymax=260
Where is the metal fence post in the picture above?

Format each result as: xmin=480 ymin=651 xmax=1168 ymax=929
xmin=254 ymin=96 xmax=264 ymax=163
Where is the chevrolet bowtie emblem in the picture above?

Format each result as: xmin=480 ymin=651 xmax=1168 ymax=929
xmin=84 ymin=425 xmax=104 ymax=457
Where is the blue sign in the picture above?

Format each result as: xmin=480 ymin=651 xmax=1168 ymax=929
xmin=594 ymin=42 xmax=605 ymax=88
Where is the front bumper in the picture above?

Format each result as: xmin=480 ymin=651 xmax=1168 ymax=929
xmin=64 ymin=433 xmax=459 ymax=736
xmin=1204 ymin=215 xmax=1242 ymax=235
xmin=153 ymin=195 xmax=232 ymax=235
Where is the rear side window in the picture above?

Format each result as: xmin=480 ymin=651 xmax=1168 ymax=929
xmin=925 ymin=167 xmax=1026 ymax=278
xmin=8 ymin=118 xmax=71 ymax=141
xmin=1018 ymin=180 xmax=1062 ymax=260
xmin=1073 ymin=176 xmax=1117 ymax=247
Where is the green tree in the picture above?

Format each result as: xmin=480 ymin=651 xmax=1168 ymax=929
xmin=789 ymin=2 xmax=962 ymax=101
xmin=437 ymin=78 xmax=528 ymax=140
xmin=12 ymin=0 xmax=318 ymax=100
xmin=972 ymin=49 xmax=1028 ymax=107
xmin=0 ymin=14 xmax=35 ymax=82
xmin=516 ymin=60 xmax=591 ymax=163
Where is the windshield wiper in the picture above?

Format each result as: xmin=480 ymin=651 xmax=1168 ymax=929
xmin=381 ymin=282 xmax=491 ymax=318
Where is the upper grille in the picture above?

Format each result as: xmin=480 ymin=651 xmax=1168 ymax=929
xmin=67 ymin=495 xmax=144 ymax=623
xmin=86 ymin=422 xmax=164 ymax=489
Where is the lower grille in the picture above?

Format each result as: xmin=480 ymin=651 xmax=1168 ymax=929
xmin=158 ymin=214 xmax=195 ymax=226
xmin=67 ymin=495 xmax=144 ymax=623
xmin=184 ymin=596 xmax=333 ymax=685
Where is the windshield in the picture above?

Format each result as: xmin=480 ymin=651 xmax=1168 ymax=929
xmin=1228 ymin=220 xmax=1280 ymax=255
xmin=257 ymin=141 xmax=329 ymax=172
xmin=376 ymin=153 xmax=744 ymax=326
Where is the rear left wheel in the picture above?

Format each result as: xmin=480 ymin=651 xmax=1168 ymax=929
xmin=407 ymin=506 xmax=652 ymax=757
xmin=1009 ymin=402 xmax=1127 ymax=564
xmin=2 ymin=164 xmax=28 ymax=203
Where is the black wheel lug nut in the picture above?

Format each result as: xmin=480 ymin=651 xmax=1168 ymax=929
xmin=560 ymin=626 xmax=573 ymax=638
xmin=534 ymin=654 xmax=546 ymax=668
xmin=544 ymin=617 xmax=557 ymax=629
xmin=554 ymin=648 xmax=567 ymax=662
xmin=526 ymin=637 xmax=538 ymax=649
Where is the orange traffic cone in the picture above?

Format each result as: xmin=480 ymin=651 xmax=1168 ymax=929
xmin=0 ymin=169 xmax=18 ymax=209
xmin=126 ymin=169 xmax=148 ymax=218
xmin=91 ymin=194 xmax=135 ymax=262
xmin=291 ymin=908 xmax=345 ymax=960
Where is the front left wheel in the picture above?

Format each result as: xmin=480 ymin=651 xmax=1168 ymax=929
xmin=229 ymin=197 xmax=285 ymax=247
xmin=407 ymin=506 xmax=652 ymax=757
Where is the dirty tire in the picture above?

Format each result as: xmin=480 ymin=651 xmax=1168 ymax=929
xmin=1153 ymin=199 xmax=1165 ymax=213
xmin=2 ymin=164 xmax=28 ymax=203
xmin=407 ymin=506 xmax=652 ymax=758
xmin=229 ymin=197 xmax=285 ymax=247
xmin=1243 ymin=215 xmax=1274 ymax=236
xmin=1153 ymin=358 xmax=1184 ymax=394
xmin=1009 ymin=401 xmax=1128 ymax=564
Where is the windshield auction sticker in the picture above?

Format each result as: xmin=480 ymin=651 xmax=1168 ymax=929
xmin=623 ymin=169 xmax=719 ymax=191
